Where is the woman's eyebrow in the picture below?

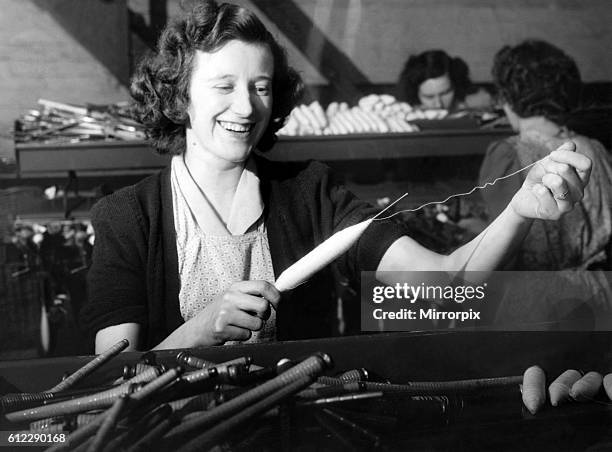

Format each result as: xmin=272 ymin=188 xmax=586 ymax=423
xmin=206 ymin=74 xmax=273 ymax=82
xmin=206 ymin=74 xmax=236 ymax=82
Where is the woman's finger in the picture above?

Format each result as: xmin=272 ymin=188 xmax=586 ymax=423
xmin=221 ymin=325 xmax=252 ymax=342
xmin=230 ymin=280 xmax=281 ymax=309
xmin=532 ymin=183 xmax=560 ymax=219
xmin=231 ymin=294 xmax=270 ymax=319
xmin=227 ymin=309 xmax=264 ymax=332
xmin=212 ymin=311 xmax=254 ymax=341
xmin=542 ymin=160 xmax=582 ymax=198
xmin=541 ymin=173 xmax=577 ymax=214
xmin=549 ymin=142 xmax=592 ymax=186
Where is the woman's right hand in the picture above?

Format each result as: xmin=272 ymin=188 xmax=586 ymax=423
xmin=167 ymin=280 xmax=281 ymax=348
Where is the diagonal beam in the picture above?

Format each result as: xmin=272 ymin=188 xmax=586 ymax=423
xmin=255 ymin=0 xmax=370 ymax=101
xmin=32 ymin=0 xmax=131 ymax=86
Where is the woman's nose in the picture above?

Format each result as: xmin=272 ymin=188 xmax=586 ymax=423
xmin=431 ymin=96 xmax=443 ymax=109
xmin=231 ymin=88 xmax=254 ymax=117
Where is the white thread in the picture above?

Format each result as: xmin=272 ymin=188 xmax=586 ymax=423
xmin=371 ymin=159 xmax=542 ymax=221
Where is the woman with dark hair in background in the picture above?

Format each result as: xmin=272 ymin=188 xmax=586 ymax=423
xmin=396 ymin=49 xmax=491 ymax=111
xmin=479 ymin=39 xmax=612 ymax=271
xmin=80 ymin=3 xmax=592 ymax=353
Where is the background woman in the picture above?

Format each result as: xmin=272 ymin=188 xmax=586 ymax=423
xmin=396 ymin=49 xmax=491 ymax=111
xmin=479 ymin=39 xmax=612 ymax=271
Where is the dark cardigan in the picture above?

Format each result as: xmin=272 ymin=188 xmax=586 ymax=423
xmin=80 ymin=155 xmax=406 ymax=348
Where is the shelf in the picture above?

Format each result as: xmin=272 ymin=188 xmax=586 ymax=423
xmin=14 ymin=128 xmax=512 ymax=178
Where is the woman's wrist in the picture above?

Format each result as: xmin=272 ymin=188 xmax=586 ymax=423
xmin=152 ymin=320 xmax=216 ymax=351
xmin=505 ymin=203 xmax=533 ymax=226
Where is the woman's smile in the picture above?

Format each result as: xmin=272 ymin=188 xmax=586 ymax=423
xmin=217 ymin=120 xmax=256 ymax=135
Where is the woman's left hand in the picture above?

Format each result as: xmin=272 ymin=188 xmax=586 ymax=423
xmin=510 ymin=141 xmax=592 ymax=220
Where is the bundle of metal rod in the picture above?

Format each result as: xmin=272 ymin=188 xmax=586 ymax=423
xmin=104 ymin=403 xmax=173 ymax=452
xmin=125 ymin=378 xmax=259 ymax=448
xmin=44 ymin=367 xmax=183 ymax=452
xmin=162 ymin=353 xmax=332 ymax=444
xmin=176 ymin=375 xmax=316 ymax=452
xmin=108 ymin=386 xmax=234 ymax=452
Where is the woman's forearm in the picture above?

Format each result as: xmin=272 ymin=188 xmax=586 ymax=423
xmin=443 ymin=205 xmax=533 ymax=272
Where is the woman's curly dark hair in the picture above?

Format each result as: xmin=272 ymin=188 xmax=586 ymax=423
xmin=396 ymin=50 xmax=472 ymax=106
xmin=492 ymin=40 xmax=581 ymax=123
xmin=130 ymin=0 xmax=303 ymax=154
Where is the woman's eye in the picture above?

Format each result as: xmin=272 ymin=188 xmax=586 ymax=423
xmin=255 ymin=85 xmax=271 ymax=96
xmin=215 ymin=85 xmax=233 ymax=92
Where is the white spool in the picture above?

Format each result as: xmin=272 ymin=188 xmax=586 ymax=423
xmin=275 ymin=219 xmax=373 ymax=292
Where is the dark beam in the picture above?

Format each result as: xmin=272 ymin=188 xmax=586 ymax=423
xmin=255 ymin=0 xmax=370 ymax=102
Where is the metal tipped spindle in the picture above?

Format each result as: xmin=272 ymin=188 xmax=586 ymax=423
xmin=338 ymin=368 xmax=369 ymax=382
xmin=175 ymin=352 xmax=216 ymax=369
xmin=182 ymin=367 xmax=218 ymax=385
xmin=2 ymin=386 xmax=117 ymax=413
xmin=1 ymin=392 xmax=56 ymax=413
xmin=297 ymin=391 xmax=384 ymax=407
xmin=47 ymin=339 xmax=129 ymax=393
xmin=123 ymin=363 xmax=164 ymax=380
xmin=316 ymin=375 xmax=346 ymax=386
xmin=361 ymin=376 xmax=523 ymax=394
xmin=29 ymin=416 xmax=66 ymax=433
xmin=5 ymin=369 xmax=159 ymax=423
xmin=130 ymin=367 xmax=183 ymax=402
xmin=75 ymin=412 xmax=103 ymax=427
xmin=298 ymin=381 xmax=365 ymax=399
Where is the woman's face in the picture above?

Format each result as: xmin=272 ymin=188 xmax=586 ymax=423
xmin=418 ymin=74 xmax=455 ymax=110
xmin=186 ymin=40 xmax=274 ymax=166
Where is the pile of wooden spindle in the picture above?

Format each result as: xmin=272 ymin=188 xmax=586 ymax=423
xmin=2 ymin=339 xmax=612 ymax=451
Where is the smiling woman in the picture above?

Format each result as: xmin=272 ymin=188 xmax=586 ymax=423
xmin=80 ymin=0 xmax=592 ymax=353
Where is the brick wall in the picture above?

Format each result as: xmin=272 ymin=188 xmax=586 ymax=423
xmin=0 ymin=1 xmax=130 ymax=160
